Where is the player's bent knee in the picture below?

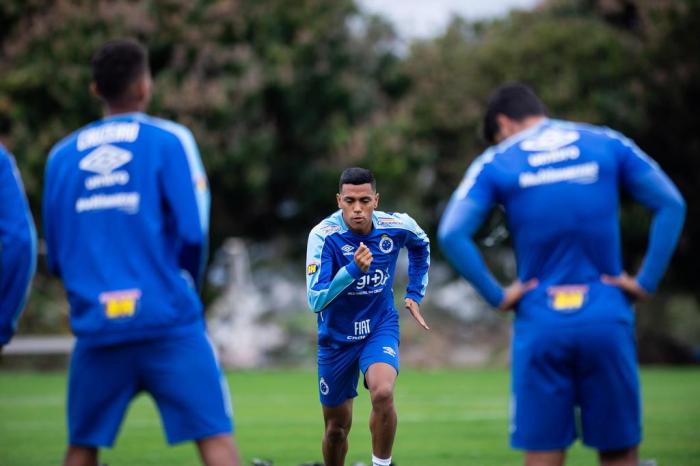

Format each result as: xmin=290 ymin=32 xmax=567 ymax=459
xmin=325 ymin=423 xmax=350 ymax=444
xmin=370 ymin=384 xmax=394 ymax=408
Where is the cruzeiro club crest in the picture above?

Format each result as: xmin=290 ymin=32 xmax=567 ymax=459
xmin=319 ymin=377 xmax=330 ymax=396
xmin=379 ymin=234 xmax=394 ymax=254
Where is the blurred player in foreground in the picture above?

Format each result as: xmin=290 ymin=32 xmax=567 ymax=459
xmin=43 ymin=39 xmax=240 ymax=466
xmin=0 ymin=144 xmax=37 ymax=351
xmin=439 ymin=83 xmax=685 ymax=466
xmin=306 ymin=167 xmax=431 ymax=466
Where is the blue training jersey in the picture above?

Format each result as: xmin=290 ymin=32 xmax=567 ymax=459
xmin=306 ymin=210 xmax=430 ymax=347
xmin=439 ymin=118 xmax=686 ymax=327
xmin=0 ymin=145 xmax=37 ymax=345
xmin=43 ymin=112 xmax=210 ymax=346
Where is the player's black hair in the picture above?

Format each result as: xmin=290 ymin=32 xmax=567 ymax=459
xmin=92 ymin=39 xmax=149 ymax=103
xmin=483 ymin=82 xmax=547 ymax=144
xmin=339 ymin=167 xmax=376 ymax=192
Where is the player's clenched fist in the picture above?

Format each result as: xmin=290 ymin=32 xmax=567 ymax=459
xmin=354 ymin=242 xmax=373 ymax=273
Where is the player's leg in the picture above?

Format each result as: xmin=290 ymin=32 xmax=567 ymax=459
xmin=63 ymin=446 xmax=98 ymax=466
xmin=365 ymin=362 xmax=398 ymax=464
xmin=359 ymin=322 xmax=400 ymax=466
xmin=140 ymin=331 xmax=239 ymax=466
xmin=64 ymin=341 xmax=139 ymax=466
xmin=598 ymin=446 xmax=638 ymax=466
xmin=524 ymin=451 xmax=566 ymax=466
xmin=318 ymin=343 xmax=362 ymax=466
xmin=322 ymin=398 xmax=354 ymax=466
xmin=511 ymin=326 xmax=577 ymax=463
xmin=575 ymin=323 xmax=640 ymax=466
xmin=196 ymin=434 xmax=241 ymax=466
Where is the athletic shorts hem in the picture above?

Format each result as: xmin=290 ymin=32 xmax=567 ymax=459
xmin=167 ymin=426 xmax=234 ymax=445
xmin=582 ymin=437 xmax=641 ymax=452
xmin=510 ymin=438 xmax=576 ymax=451
xmin=319 ymin=391 xmax=358 ymax=408
xmin=68 ymin=437 xmax=116 ymax=449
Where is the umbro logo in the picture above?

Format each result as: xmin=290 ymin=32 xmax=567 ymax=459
xmin=79 ymin=145 xmax=132 ymax=175
xmin=341 ymin=244 xmax=355 ymax=256
xmin=383 ymin=346 xmax=396 ymax=357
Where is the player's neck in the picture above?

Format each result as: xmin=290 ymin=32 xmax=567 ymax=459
xmin=105 ymin=101 xmax=147 ymax=117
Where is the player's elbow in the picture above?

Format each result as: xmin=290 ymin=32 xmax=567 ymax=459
xmin=670 ymin=194 xmax=687 ymax=219
xmin=437 ymin=221 xmax=461 ymax=255
xmin=307 ymin=293 xmax=325 ymax=313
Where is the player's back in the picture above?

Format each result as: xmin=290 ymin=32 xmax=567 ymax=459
xmin=478 ymin=119 xmax=651 ymax=326
xmin=44 ymin=113 xmax=209 ymax=345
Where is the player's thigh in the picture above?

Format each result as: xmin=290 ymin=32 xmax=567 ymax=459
xmin=67 ymin=342 xmax=139 ymax=447
xmin=511 ymin=326 xmax=577 ymax=451
xmin=139 ymin=331 xmax=233 ymax=444
xmin=576 ymin=323 xmax=641 ymax=451
xmin=318 ymin=344 xmax=363 ymax=407
xmin=359 ymin=325 xmax=400 ymax=379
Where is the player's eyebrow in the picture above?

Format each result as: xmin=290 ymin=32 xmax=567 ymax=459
xmin=343 ymin=195 xmax=372 ymax=202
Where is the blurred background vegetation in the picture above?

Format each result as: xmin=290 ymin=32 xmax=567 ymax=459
xmin=1 ymin=0 xmax=698 ymax=364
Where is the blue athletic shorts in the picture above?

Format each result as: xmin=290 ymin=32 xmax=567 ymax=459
xmin=67 ymin=329 xmax=233 ymax=447
xmin=510 ymin=322 xmax=641 ymax=451
xmin=317 ymin=318 xmax=400 ymax=407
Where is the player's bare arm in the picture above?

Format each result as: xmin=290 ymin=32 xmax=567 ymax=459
xmin=404 ymin=298 xmax=429 ymax=330
xmin=497 ymin=279 xmax=539 ymax=311
xmin=601 ymin=272 xmax=649 ymax=301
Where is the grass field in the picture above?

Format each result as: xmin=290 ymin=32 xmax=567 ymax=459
xmin=1 ymin=368 xmax=699 ymax=466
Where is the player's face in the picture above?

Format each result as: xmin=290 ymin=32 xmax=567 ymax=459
xmin=337 ymin=183 xmax=379 ymax=235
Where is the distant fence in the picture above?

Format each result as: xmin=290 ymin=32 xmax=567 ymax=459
xmin=3 ymin=336 xmax=74 ymax=355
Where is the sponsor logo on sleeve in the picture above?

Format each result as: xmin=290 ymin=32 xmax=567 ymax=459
xmin=307 ymin=262 xmax=319 ymax=275
xmin=319 ymin=224 xmax=341 ymax=235
xmin=382 ymin=346 xmax=397 ymax=358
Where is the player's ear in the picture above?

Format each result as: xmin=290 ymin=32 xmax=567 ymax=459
xmin=134 ymin=74 xmax=153 ymax=104
xmin=374 ymin=192 xmax=379 ymax=208
xmin=89 ymin=82 xmax=101 ymax=100
xmin=495 ymin=114 xmax=512 ymax=142
xmin=336 ymin=193 xmax=342 ymax=209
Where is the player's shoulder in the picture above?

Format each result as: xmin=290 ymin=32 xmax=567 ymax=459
xmin=374 ymin=211 xmax=422 ymax=234
xmin=545 ymin=119 xmax=627 ymax=144
xmin=130 ymin=114 xmax=197 ymax=148
xmin=47 ymin=125 xmax=84 ymax=163
xmin=309 ymin=210 xmax=347 ymax=240
xmin=0 ymin=143 xmax=10 ymax=165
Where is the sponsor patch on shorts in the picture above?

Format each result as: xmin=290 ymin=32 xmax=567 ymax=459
xmin=99 ymin=289 xmax=142 ymax=319
xmin=547 ymin=285 xmax=588 ymax=312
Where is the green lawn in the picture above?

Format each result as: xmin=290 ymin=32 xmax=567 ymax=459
xmin=0 ymin=368 xmax=699 ymax=465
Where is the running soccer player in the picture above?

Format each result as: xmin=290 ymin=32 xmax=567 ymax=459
xmin=306 ymin=167 xmax=431 ymax=466
xmin=43 ymin=39 xmax=240 ymax=466
xmin=438 ymin=83 xmax=686 ymax=466
xmin=0 ymin=144 xmax=37 ymax=350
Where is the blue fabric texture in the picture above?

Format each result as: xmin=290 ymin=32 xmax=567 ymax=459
xmin=438 ymin=118 xmax=685 ymax=326
xmin=306 ymin=210 xmax=430 ymax=346
xmin=0 ymin=145 xmax=37 ymax=345
xmin=43 ymin=113 xmax=211 ymax=346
